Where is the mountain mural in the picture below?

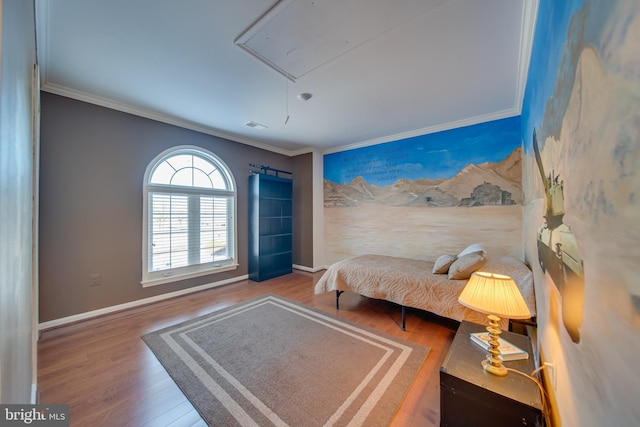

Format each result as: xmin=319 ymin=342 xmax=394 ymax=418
xmin=324 ymin=147 xmax=522 ymax=207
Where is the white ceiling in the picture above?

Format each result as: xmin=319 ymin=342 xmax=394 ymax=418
xmin=36 ymin=0 xmax=537 ymax=155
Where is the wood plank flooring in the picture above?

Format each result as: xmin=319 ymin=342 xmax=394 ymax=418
xmin=38 ymin=270 xmax=457 ymax=426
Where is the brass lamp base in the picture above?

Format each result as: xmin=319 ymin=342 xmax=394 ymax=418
xmin=482 ymin=314 xmax=508 ymax=377
xmin=482 ymin=358 xmax=508 ymax=376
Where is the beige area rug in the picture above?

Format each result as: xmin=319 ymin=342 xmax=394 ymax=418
xmin=142 ymin=294 xmax=430 ymax=427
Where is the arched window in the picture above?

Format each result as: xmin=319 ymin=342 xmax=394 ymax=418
xmin=142 ymin=146 xmax=237 ymax=286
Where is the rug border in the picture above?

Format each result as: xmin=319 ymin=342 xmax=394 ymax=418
xmin=142 ymin=293 xmax=430 ymax=426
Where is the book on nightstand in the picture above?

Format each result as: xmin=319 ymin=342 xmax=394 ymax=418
xmin=470 ymin=332 xmax=529 ymax=361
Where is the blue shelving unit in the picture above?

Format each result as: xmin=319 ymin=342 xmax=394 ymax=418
xmin=248 ymin=172 xmax=293 ymax=282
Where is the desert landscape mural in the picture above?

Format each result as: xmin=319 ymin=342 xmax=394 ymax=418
xmin=324 ymin=117 xmax=523 ymax=264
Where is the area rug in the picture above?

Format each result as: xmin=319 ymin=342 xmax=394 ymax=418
xmin=142 ymin=294 xmax=429 ymax=427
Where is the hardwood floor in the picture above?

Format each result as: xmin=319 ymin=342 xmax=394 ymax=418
xmin=38 ymin=270 xmax=457 ymax=426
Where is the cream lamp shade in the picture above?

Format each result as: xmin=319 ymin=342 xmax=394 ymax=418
xmin=458 ymin=272 xmax=531 ymax=319
xmin=458 ymin=271 xmax=531 ymax=376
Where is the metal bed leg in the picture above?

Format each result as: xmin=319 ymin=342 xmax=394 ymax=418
xmin=402 ymin=306 xmax=406 ymax=331
xmin=336 ymin=290 xmax=344 ymax=310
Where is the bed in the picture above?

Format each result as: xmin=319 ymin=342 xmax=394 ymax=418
xmin=314 ymin=249 xmax=536 ymax=330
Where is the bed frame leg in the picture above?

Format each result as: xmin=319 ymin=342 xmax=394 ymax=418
xmin=336 ymin=290 xmax=344 ymax=310
xmin=401 ymin=306 xmax=406 ymax=331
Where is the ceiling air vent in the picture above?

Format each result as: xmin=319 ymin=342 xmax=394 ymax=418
xmin=246 ymin=121 xmax=267 ymax=129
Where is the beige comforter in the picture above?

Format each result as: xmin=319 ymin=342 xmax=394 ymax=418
xmin=315 ymin=254 xmax=536 ymax=326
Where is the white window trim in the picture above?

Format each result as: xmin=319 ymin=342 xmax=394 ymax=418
xmin=141 ymin=145 xmax=238 ymax=287
xmin=141 ymin=263 xmax=239 ymax=287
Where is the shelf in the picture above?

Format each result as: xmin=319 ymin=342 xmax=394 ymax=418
xmin=248 ymin=173 xmax=293 ymax=282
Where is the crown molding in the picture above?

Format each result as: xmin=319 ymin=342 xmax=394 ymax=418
xmin=41 ymin=83 xmax=294 ymax=156
xmin=39 ymin=83 xmax=520 ymax=158
xmin=514 ymin=0 xmax=539 ymax=113
xmin=322 ymin=108 xmax=520 ymax=155
xmin=35 ymin=0 xmax=50 ymax=79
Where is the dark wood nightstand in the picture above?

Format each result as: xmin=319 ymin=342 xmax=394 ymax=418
xmin=440 ymin=321 xmax=544 ymax=427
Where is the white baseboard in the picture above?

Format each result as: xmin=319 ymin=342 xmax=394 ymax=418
xmin=292 ymin=264 xmax=325 ymax=273
xmin=38 ymin=275 xmax=248 ymax=331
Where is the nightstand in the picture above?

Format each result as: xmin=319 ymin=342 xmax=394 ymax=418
xmin=440 ymin=321 xmax=544 ymax=427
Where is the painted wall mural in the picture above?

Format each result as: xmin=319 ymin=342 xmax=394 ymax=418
xmin=521 ymin=0 xmax=640 ymax=425
xmin=323 ymin=117 xmax=523 ymax=264
xmin=533 ymin=129 xmax=584 ymax=343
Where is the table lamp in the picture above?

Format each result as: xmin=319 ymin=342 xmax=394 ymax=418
xmin=458 ymin=271 xmax=531 ymax=376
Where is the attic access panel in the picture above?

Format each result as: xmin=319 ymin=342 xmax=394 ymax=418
xmin=235 ymin=0 xmax=445 ymax=81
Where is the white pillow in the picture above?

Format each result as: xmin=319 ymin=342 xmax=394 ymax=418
xmin=457 ymin=243 xmax=485 ymax=258
xmin=448 ymin=252 xmax=487 ymax=280
xmin=432 ymin=254 xmax=457 ymax=274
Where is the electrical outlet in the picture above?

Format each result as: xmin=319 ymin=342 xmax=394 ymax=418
xmin=89 ymin=273 xmax=102 ymax=287
xmin=544 ymin=361 xmax=557 ymax=390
